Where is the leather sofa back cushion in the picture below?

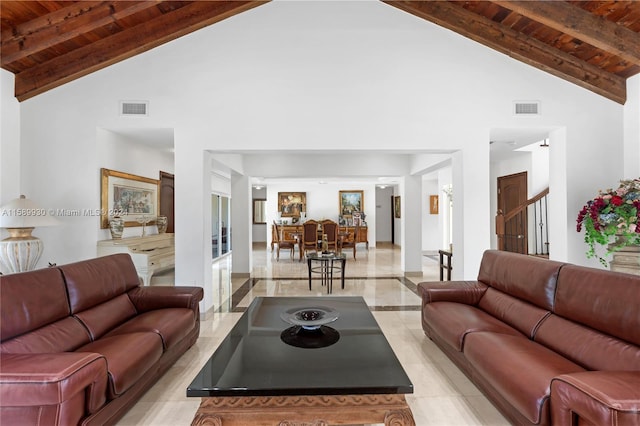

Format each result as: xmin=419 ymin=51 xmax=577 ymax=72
xmin=478 ymin=288 xmax=551 ymax=338
xmin=59 ymin=254 xmax=141 ymax=313
xmin=0 ymin=317 xmax=91 ymax=353
xmin=0 ymin=268 xmax=70 ymax=341
xmin=477 ymin=250 xmax=563 ymax=310
xmin=535 ymin=314 xmax=640 ymax=371
xmin=555 ymin=265 xmax=640 ymax=347
xmin=74 ymin=294 xmax=137 ymax=340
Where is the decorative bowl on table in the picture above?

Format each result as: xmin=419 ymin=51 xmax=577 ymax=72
xmin=280 ymin=306 xmax=339 ymax=331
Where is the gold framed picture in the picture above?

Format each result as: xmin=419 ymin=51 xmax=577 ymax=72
xmin=339 ymin=190 xmax=363 ymax=218
xmin=100 ymin=168 xmax=159 ymax=228
xmin=278 ymin=192 xmax=306 ymax=217
xmin=394 ymin=196 xmax=401 ymax=219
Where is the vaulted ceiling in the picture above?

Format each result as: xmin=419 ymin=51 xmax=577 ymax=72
xmin=1 ymin=1 xmax=639 ymax=104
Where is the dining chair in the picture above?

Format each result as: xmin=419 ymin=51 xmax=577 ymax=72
xmin=273 ymin=221 xmax=295 ymax=261
xmin=321 ymin=220 xmax=339 ymax=253
xmin=339 ymin=224 xmax=360 ymax=259
xmin=302 ymin=220 xmax=320 ymax=256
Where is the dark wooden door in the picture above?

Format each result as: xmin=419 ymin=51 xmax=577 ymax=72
xmin=390 ymin=195 xmax=395 ymax=245
xmin=497 ymin=172 xmax=527 ymax=254
xmin=159 ymin=171 xmax=175 ymax=233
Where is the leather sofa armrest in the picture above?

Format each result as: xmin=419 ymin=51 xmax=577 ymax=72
xmin=418 ymin=280 xmax=488 ymax=305
xmin=0 ymin=352 xmax=108 ymax=414
xmin=127 ymin=286 xmax=204 ymax=314
xmin=551 ymin=371 xmax=640 ymax=425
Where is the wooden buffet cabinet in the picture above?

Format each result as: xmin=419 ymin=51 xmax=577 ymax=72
xmin=271 ymin=225 xmax=368 ymax=250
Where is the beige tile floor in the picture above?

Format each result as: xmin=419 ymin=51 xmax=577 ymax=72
xmin=118 ymin=243 xmax=508 ymax=425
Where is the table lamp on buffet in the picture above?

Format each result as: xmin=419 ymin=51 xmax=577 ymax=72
xmin=0 ymin=195 xmax=59 ymax=274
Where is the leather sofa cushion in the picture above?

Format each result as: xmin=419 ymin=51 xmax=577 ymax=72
xmin=0 ymin=317 xmax=91 ymax=354
xmin=555 ymin=265 xmax=640 ymax=347
xmin=77 ymin=332 xmax=163 ymax=398
xmin=423 ymin=302 xmax=523 ymax=351
xmin=477 ymin=250 xmax=563 ymax=310
xmin=464 ymin=331 xmax=585 ymax=424
xmin=478 ymin=288 xmax=551 ymax=338
xmin=534 ymin=314 xmax=640 ymax=371
xmin=0 ymin=267 xmax=69 ymax=341
xmin=74 ymin=294 xmax=137 ymax=340
xmin=104 ymin=308 xmax=196 ymax=350
xmin=59 ymin=253 xmax=141 ymax=313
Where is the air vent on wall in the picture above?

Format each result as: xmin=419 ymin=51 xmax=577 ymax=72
xmin=514 ymin=101 xmax=540 ymax=115
xmin=120 ymin=101 xmax=149 ymax=116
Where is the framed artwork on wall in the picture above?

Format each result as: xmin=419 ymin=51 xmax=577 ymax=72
xmin=394 ymin=196 xmax=401 ymax=219
xmin=278 ymin=192 xmax=306 ymax=217
xmin=339 ymin=190 xmax=363 ymax=218
xmin=429 ymin=195 xmax=439 ymax=215
xmin=100 ymin=168 xmax=159 ymax=228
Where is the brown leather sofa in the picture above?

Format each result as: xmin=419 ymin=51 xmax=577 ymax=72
xmin=0 ymin=253 xmax=203 ymax=425
xmin=419 ymin=249 xmax=640 ymax=425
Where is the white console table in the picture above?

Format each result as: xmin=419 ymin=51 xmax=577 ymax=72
xmin=97 ymin=233 xmax=174 ymax=286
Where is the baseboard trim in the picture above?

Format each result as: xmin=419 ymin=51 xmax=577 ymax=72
xmin=231 ymin=272 xmax=251 ymax=279
xmin=200 ymin=304 xmax=215 ymax=321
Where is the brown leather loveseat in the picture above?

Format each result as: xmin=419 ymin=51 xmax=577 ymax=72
xmin=419 ymin=249 xmax=640 ymax=425
xmin=0 ymin=253 xmax=203 ymax=425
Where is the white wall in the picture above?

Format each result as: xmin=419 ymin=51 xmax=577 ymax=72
xmin=625 ymin=74 xmax=640 ymax=178
xmin=421 ymin=178 xmax=439 ymax=251
xmin=5 ymin=1 xmax=634 ymax=312
xmin=1 ymin=70 xmax=21 ymax=207
xmin=375 ymin=186 xmax=393 ymax=242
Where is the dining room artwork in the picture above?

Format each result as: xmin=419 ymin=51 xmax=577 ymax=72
xmin=278 ymin=192 xmax=306 ymax=217
xmin=339 ymin=190 xmax=363 ymax=218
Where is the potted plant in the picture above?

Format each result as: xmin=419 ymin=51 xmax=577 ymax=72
xmin=576 ymin=178 xmax=640 ymax=266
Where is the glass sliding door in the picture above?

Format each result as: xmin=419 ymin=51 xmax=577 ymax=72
xmin=221 ymin=196 xmax=230 ymax=255
xmin=212 ymin=194 xmax=231 ymax=260
xmin=212 ymin=195 xmax=220 ymax=259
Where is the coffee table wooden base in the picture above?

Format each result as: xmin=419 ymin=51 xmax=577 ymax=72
xmin=191 ymin=394 xmax=415 ymax=426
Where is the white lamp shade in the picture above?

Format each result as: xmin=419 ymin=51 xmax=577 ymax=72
xmin=0 ymin=195 xmax=60 ymax=228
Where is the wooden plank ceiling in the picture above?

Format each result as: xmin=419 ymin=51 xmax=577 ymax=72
xmin=1 ymin=1 xmax=639 ymax=104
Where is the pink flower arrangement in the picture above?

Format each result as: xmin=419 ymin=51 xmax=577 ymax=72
xmin=576 ymin=178 xmax=640 ymax=266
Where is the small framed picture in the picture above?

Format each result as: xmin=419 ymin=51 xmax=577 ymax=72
xmin=394 ymin=196 xmax=401 ymax=219
xmin=429 ymin=195 xmax=439 ymax=214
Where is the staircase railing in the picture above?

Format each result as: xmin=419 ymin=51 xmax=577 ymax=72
xmin=496 ymin=187 xmax=549 ymax=256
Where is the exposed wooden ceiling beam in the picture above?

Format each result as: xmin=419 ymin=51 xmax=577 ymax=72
xmin=13 ymin=1 xmax=269 ymax=101
xmin=1 ymin=1 xmax=160 ymax=68
xmin=493 ymin=0 xmax=640 ymax=67
xmin=382 ymin=1 xmax=626 ymax=104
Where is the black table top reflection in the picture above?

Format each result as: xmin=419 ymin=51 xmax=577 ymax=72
xmin=187 ymin=296 xmax=413 ymax=398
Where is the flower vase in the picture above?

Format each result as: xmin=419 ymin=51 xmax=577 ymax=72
xmin=109 ymin=217 xmax=124 ymax=239
xmin=157 ymin=216 xmax=168 ymax=234
xmin=608 ymin=234 xmax=640 ymax=275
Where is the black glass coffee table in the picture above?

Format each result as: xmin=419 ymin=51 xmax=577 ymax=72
xmin=187 ymin=296 xmax=415 ymax=425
